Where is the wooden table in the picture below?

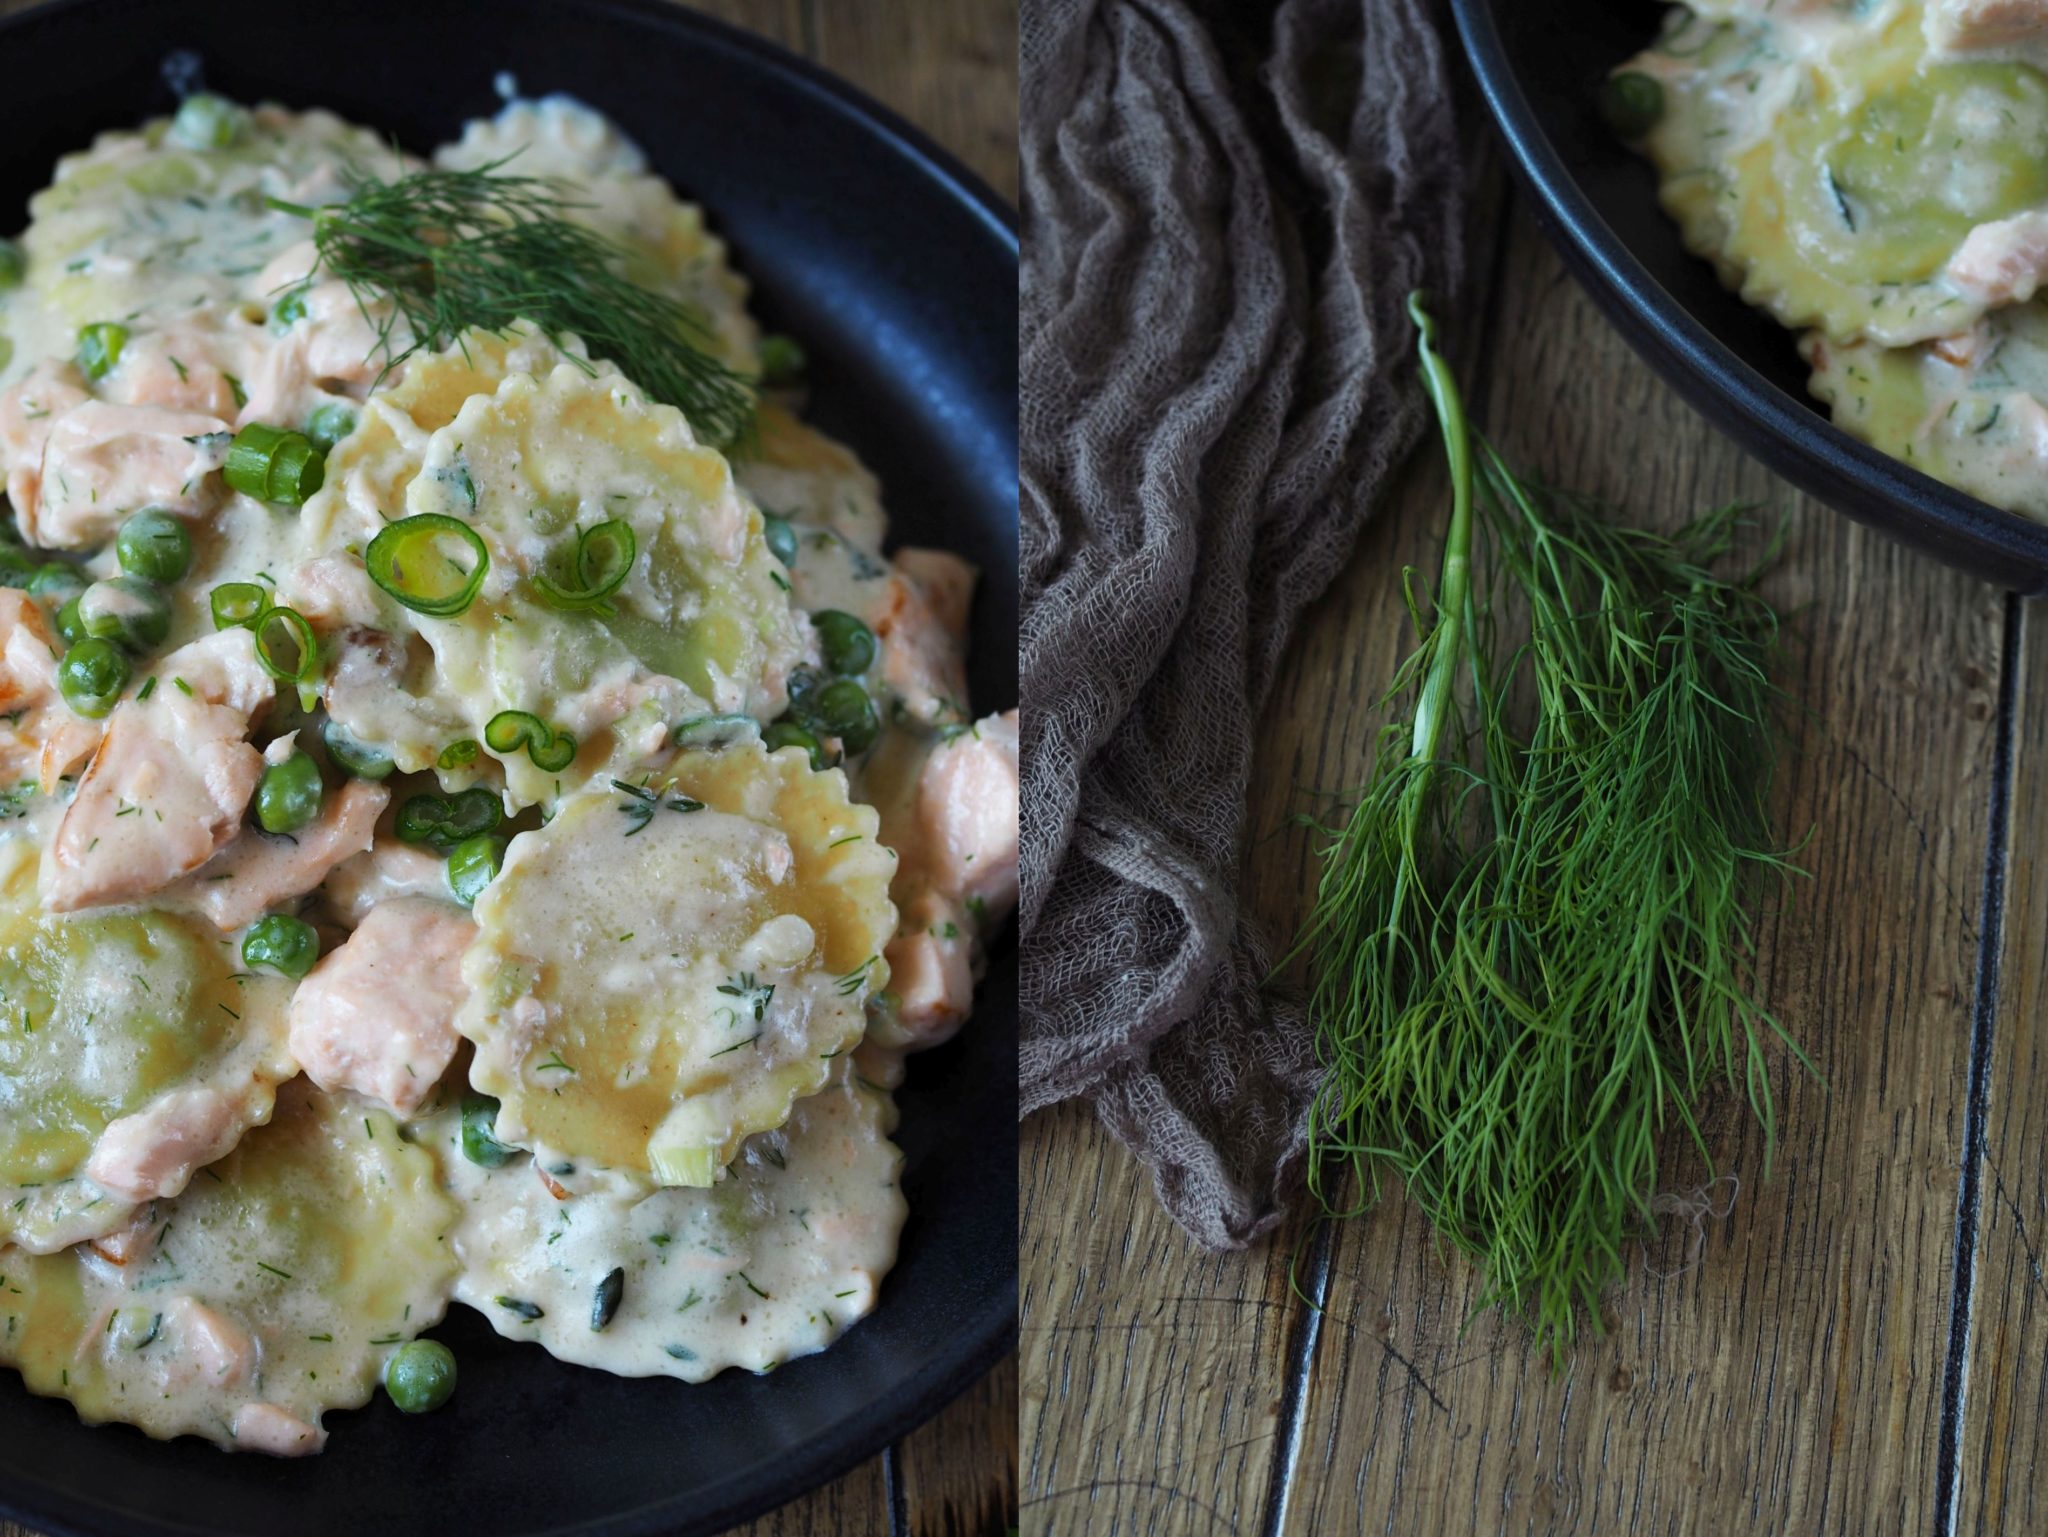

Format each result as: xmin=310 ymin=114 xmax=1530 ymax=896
xmin=0 ymin=2 xmax=1018 ymax=1536
xmin=1020 ymin=129 xmax=2047 ymax=1535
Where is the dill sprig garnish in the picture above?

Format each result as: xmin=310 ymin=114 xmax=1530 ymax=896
xmin=1287 ymin=297 xmax=1810 ymax=1364
xmin=269 ymin=164 xmax=756 ymax=448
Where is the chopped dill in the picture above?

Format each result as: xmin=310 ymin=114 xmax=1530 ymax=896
xmin=270 ymin=163 xmax=755 ymax=448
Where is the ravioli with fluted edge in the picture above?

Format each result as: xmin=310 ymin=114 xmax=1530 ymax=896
xmin=428 ymin=1049 xmax=906 ymax=1380
xmin=359 ymin=357 xmax=807 ymax=805
xmin=0 ymin=839 xmax=294 ymax=1253
xmin=458 ymin=739 xmax=898 ymax=1185
xmin=0 ymin=1082 xmax=458 ymax=1454
xmin=1631 ymin=1 xmax=2048 ymax=346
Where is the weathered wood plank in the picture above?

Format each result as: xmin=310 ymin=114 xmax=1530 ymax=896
xmin=810 ymin=0 xmax=1020 ymax=204
xmin=1020 ymin=1101 xmax=1308 ymax=1536
xmin=1953 ymin=604 xmax=2044 ymax=1537
xmin=1263 ymin=206 xmax=1998 ymax=1536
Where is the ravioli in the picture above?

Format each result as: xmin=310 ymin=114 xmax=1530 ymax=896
xmin=0 ymin=840 xmax=295 ymax=1253
xmin=1805 ymin=303 xmax=2048 ymax=516
xmin=457 ymin=739 xmax=898 ymax=1185
xmin=1632 ymin=1 xmax=2048 ymax=345
xmin=736 ymin=400 xmax=892 ymax=554
xmin=431 ymin=1051 xmax=906 ymax=1381
xmin=1 ymin=106 xmax=394 ymax=381
xmin=0 ymin=1082 xmax=458 ymax=1454
xmin=396 ymin=361 xmax=808 ymax=804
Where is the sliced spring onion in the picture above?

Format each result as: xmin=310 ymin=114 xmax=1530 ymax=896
xmin=438 ymin=738 xmax=480 ymax=770
xmin=483 ymin=709 xmax=579 ymax=773
xmin=223 ymin=423 xmax=326 ymax=506
xmin=533 ymin=518 xmax=636 ymax=612
xmin=322 ymin=717 xmax=394 ymax=780
xmin=529 ymin=731 xmax=577 ymax=773
xmin=395 ymin=787 xmax=503 ymax=852
xmin=210 ymin=581 xmax=267 ymax=630
xmin=252 ymin=605 xmax=318 ymax=684
xmin=365 ymin=514 xmax=489 ymax=617
xmin=76 ymin=322 xmax=128 ymax=380
xmin=671 ymin=713 xmax=759 ymax=750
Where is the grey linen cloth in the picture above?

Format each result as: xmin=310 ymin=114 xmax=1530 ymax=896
xmin=1019 ymin=0 xmax=1466 ymax=1248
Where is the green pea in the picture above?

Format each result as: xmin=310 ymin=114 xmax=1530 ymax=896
xmin=763 ymin=719 xmax=828 ymax=771
xmin=57 ymin=639 xmax=129 ymax=718
xmin=242 ymin=914 xmax=319 ymax=979
xmin=78 ymin=577 xmax=171 ymax=653
xmin=168 ymin=92 xmax=248 ymax=151
xmin=115 ymin=508 xmax=193 ymax=584
xmin=761 ymin=513 xmax=798 ymax=568
xmin=255 ymin=751 xmax=324 ymax=835
xmin=0 ymin=239 xmax=23 ymax=290
xmin=76 ymin=322 xmax=128 ymax=381
xmin=1598 ymin=72 xmax=1665 ymax=140
xmin=269 ymin=289 xmax=307 ymax=333
xmin=53 ymin=595 xmax=86 ymax=646
xmin=321 ymin=717 xmax=393 ymax=780
xmin=812 ymin=609 xmax=877 ymax=676
xmin=446 ymin=833 xmax=504 ymax=908
xmin=0 ymin=546 xmax=36 ymax=590
xmin=383 ymin=1339 xmax=457 ymax=1415
xmin=461 ymin=1092 xmax=518 ymax=1169
xmin=757 ymin=333 xmax=807 ymax=387
xmin=30 ymin=563 xmax=87 ymax=609
xmin=812 ymin=678 xmax=879 ymax=755
xmin=305 ymin=402 xmax=357 ymax=451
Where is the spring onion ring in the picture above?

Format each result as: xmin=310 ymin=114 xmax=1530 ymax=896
xmin=366 ymin=514 xmax=490 ymax=617
xmin=533 ymin=518 xmax=636 ymax=613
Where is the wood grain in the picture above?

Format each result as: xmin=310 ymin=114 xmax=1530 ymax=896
xmin=0 ymin=3 xmax=1017 ymax=1537
xmin=1955 ymin=608 xmax=2040 ymax=1537
xmin=1020 ymin=1100 xmax=1314 ymax=1536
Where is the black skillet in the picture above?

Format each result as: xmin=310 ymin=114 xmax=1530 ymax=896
xmin=0 ymin=1 xmax=1019 ymax=1533
xmin=1451 ymin=0 xmax=2048 ymax=593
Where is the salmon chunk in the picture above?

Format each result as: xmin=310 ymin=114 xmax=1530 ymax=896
xmin=44 ymin=629 xmax=272 ymax=912
xmin=1946 ymin=211 xmax=2048 ymax=309
xmin=85 ymin=1085 xmax=248 ymax=1202
xmin=0 ymin=589 xmax=102 ymax=792
xmin=319 ymin=836 xmax=455 ymax=926
xmin=1929 ymin=0 xmax=2048 ymax=50
xmin=231 ymin=1403 xmax=323 ymax=1457
xmin=882 ymin=889 xmax=978 ymax=1049
xmin=872 ymin=552 xmax=977 ymax=725
xmin=0 ymin=360 xmax=89 ymax=526
xmin=165 ymin=778 xmax=389 ymax=931
xmin=287 ymin=898 xmax=474 ymax=1115
xmin=25 ymin=400 xmax=231 ymax=548
xmin=915 ymin=709 xmax=1020 ymax=917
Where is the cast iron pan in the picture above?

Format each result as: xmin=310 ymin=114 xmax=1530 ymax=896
xmin=0 ymin=1 xmax=1020 ymax=1533
xmin=1451 ymin=0 xmax=2048 ymax=593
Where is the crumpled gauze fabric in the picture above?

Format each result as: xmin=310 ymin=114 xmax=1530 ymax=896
xmin=1019 ymin=0 xmax=1466 ymax=1247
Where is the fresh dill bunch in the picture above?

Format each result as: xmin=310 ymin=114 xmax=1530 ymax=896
xmin=1288 ymin=297 xmax=1809 ymax=1364
xmin=270 ymin=164 xmax=756 ymax=449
